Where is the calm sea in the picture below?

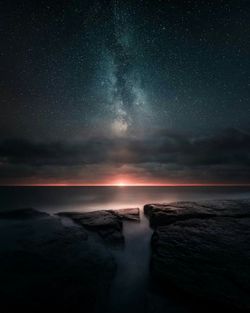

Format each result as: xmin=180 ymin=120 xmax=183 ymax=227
xmin=0 ymin=186 xmax=249 ymax=213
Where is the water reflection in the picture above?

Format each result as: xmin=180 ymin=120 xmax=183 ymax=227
xmin=0 ymin=186 xmax=249 ymax=213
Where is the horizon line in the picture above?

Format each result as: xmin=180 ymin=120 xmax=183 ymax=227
xmin=1 ymin=183 xmax=250 ymax=187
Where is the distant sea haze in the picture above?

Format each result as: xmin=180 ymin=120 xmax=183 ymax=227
xmin=0 ymin=186 xmax=250 ymax=213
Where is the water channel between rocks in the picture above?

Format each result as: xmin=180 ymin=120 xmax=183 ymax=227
xmin=106 ymin=208 xmax=188 ymax=313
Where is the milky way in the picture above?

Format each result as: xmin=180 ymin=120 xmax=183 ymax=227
xmin=0 ymin=0 xmax=250 ymax=184
xmin=98 ymin=1 xmax=153 ymax=136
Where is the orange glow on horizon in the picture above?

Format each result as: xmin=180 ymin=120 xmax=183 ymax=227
xmin=1 ymin=182 xmax=250 ymax=187
xmin=1 ymin=170 xmax=250 ymax=187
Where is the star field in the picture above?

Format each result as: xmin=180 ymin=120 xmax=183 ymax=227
xmin=0 ymin=0 xmax=250 ymax=184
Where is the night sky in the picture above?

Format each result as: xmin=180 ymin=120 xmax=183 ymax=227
xmin=1 ymin=0 xmax=250 ymax=185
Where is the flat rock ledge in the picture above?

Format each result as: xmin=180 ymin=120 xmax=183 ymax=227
xmin=0 ymin=210 xmax=116 ymax=313
xmin=111 ymin=208 xmax=140 ymax=221
xmin=58 ymin=208 xmax=140 ymax=243
xmin=145 ymin=199 xmax=250 ymax=311
xmin=144 ymin=199 xmax=250 ymax=226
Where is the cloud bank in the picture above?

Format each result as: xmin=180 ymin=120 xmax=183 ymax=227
xmin=0 ymin=128 xmax=249 ymax=185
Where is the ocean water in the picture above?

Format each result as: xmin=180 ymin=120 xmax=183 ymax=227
xmin=0 ymin=186 xmax=249 ymax=213
xmin=1 ymin=186 xmax=249 ymax=313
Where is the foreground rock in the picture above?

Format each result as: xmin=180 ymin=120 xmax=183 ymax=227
xmin=58 ymin=208 xmax=140 ymax=243
xmin=0 ymin=209 xmax=116 ymax=313
xmin=147 ymin=200 xmax=250 ymax=311
xmin=144 ymin=199 xmax=250 ymax=226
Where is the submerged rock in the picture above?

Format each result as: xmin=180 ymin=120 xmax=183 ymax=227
xmin=0 ymin=208 xmax=49 ymax=219
xmin=58 ymin=208 xmax=140 ymax=243
xmin=147 ymin=200 xmax=250 ymax=311
xmin=0 ymin=214 xmax=116 ymax=313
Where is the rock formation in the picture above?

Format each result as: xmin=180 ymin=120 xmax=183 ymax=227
xmin=144 ymin=200 xmax=250 ymax=311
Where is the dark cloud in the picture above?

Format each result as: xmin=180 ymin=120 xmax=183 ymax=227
xmin=0 ymin=128 xmax=249 ymax=184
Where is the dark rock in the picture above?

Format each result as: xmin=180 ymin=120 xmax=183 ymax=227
xmin=0 ymin=214 xmax=116 ymax=313
xmin=144 ymin=199 xmax=250 ymax=226
xmin=148 ymin=200 xmax=250 ymax=311
xmin=58 ymin=210 xmax=123 ymax=243
xmin=112 ymin=208 xmax=140 ymax=221
xmin=58 ymin=208 xmax=140 ymax=243
xmin=0 ymin=208 xmax=49 ymax=219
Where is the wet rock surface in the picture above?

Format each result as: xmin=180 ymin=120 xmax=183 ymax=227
xmin=1 ymin=202 xmax=250 ymax=312
xmin=58 ymin=208 xmax=140 ymax=243
xmin=146 ymin=200 xmax=250 ymax=311
xmin=112 ymin=208 xmax=140 ymax=221
xmin=0 ymin=210 xmax=116 ymax=313
xmin=144 ymin=199 xmax=250 ymax=226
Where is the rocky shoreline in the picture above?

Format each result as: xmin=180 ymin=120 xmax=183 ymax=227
xmin=0 ymin=200 xmax=249 ymax=312
xmin=144 ymin=199 xmax=250 ymax=311
xmin=0 ymin=208 xmax=116 ymax=312
xmin=57 ymin=208 xmax=140 ymax=244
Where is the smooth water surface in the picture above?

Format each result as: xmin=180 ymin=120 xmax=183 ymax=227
xmin=0 ymin=186 xmax=250 ymax=213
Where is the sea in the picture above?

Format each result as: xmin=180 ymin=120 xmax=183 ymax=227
xmin=0 ymin=186 xmax=249 ymax=213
